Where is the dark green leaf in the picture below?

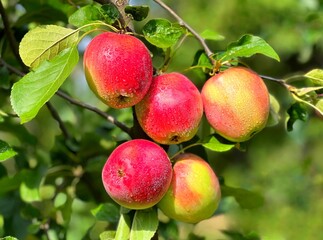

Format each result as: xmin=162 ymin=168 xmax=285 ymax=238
xmin=305 ymin=69 xmax=323 ymax=86
xmin=286 ymin=102 xmax=308 ymax=131
xmin=130 ymin=208 xmax=158 ymax=240
xmin=202 ymin=136 xmax=235 ymax=152
xmin=69 ymin=5 xmax=103 ymax=27
xmin=223 ymin=34 xmax=280 ymax=62
xmin=125 ymin=5 xmax=149 ymax=21
xmin=91 ymin=203 xmax=120 ymax=223
xmin=221 ymin=185 xmax=264 ymax=209
xmin=222 ymin=230 xmax=261 ymax=240
xmin=0 ymin=172 xmax=22 ymax=195
xmin=100 ymin=4 xmax=120 ymax=25
xmin=11 ymin=47 xmax=79 ymax=124
xmin=0 ymin=140 xmax=17 ymax=161
xmin=143 ymin=19 xmax=185 ymax=49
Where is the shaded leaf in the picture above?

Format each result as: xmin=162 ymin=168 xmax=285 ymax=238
xmin=69 ymin=5 xmax=103 ymax=27
xmin=19 ymin=25 xmax=79 ymax=68
xmin=11 ymin=47 xmax=79 ymax=124
xmin=91 ymin=203 xmax=119 ymax=223
xmin=305 ymin=69 xmax=323 ymax=86
xmin=202 ymin=136 xmax=235 ymax=152
xmin=0 ymin=140 xmax=17 ymax=161
xmin=130 ymin=208 xmax=158 ymax=240
xmin=100 ymin=3 xmax=120 ymax=25
xmin=125 ymin=5 xmax=149 ymax=21
xmin=223 ymin=34 xmax=280 ymax=62
xmin=143 ymin=19 xmax=185 ymax=49
xmin=286 ymin=102 xmax=308 ymax=131
xmin=200 ymin=29 xmax=225 ymax=41
xmin=221 ymin=185 xmax=264 ymax=209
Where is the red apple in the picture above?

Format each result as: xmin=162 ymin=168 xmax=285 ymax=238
xmin=83 ymin=32 xmax=153 ymax=109
xmin=135 ymin=73 xmax=203 ymax=145
xmin=158 ymin=153 xmax=221 ymax=223
xmin=102 ymin=139 xmax=172 ymax=209
xmin=201 ymin=67 xmax=270 ymax=142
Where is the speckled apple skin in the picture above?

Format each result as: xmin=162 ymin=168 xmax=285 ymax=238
xmin=83 ymin=32 xmax=153 ymax=109
xmin=201 ymin=67 xmax=270 ymax=142
xmin=158 ymin=153 xmax=221 ymax=223
xmin=102 ymin=139 xmax=172 ymax=209
xmin=135 ymin=73 xmax=203 ymax=145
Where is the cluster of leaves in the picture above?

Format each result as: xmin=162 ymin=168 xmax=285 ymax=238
xmin=0 ymin=0 xmax=322 ymax=239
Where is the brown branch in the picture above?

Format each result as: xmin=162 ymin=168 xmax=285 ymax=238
xmin=0 ymin=0 xmax=27 ymax=71
xmin=153 ymin=0 xmax=217 ymax=65
xmin=46 ymin=102 xmax=72 ymax=140
xmin=56 ymin=90 xmax=132 ymax=137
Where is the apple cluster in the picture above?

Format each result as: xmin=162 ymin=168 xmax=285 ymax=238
xmin=83 ymin=32 xmax=270 ymax=223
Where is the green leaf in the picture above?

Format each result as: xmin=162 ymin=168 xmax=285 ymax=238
xmin=11 ymin=47 xmax=79 ymax=124
xmin=0 ymin=173 xmax=22 ymax=195
xmin=20 ymin=169 xmax=44 ymax=203
xmin=19 ymin=25 xmax=79 ymax=68
xmin=91 ymin=203 xmax=120 ymax=223
xmin=221 ymin=185 xmax=264 ymax=209
xmin=125 ymin=5 xmax=149 ymax=21
xmin=315 ymin=99 xmax=323 ymax=113
xmin=202 ymin=136 xmax=235 ymax=152
xmin=286 ymin=102 xmax=308 ymax=131
xmin=69 ymin=5 xmax=103 ymax=27
xmin=115 ymin=213 xmax=131 ymax=240
xmin=130 ymin=208 xmax=158 ymax=240
xmin=100 ymin=231 xmax=116 ymax=240
xmin=0 ymin=140 xmax=17 ymax=161
xmin=0 ymin=237 xmax=19 ymax=240
xmin=223 ymin=34 xmax=280 ymax=62
xmin=200 ymin=29 xmax=225 ymax=41
xmin=266 ymin=94 xmax=281 ymax=127
xmin=100 ymin=3 xmax=120 ymax=25
xmin=143 ymin=19 xmax=185 ymax=49
xmin=305 ymin=69 xmax=323 ymax=86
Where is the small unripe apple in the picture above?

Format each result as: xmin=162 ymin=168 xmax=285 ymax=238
xmin=158 ymin=153 xmax=221 ymax=223
xmin=135 ymin=73 xmax=203 ymax=145
xmin=83 ymin=32 xmax=153 ymax=109
xmin=102 ymin=139 xmax=172 ymax=209
xmin=201 ymin=67 xmax=270 ymax=142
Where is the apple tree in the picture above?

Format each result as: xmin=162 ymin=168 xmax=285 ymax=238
xmin=0 ymin=0 xmax=323 ymax=239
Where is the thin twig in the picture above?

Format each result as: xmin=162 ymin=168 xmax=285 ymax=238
xmin=153 ymin=0 xmax=216 ymax=65
xmin=56 ymin=90 xmax=132 ymax=136
xmin=46 ymin=102 xmax=72 ymax=140
xmin=0 ymin=0 xmax=27 ymax=71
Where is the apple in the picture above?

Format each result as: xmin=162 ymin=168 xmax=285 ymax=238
xmin=102 ymin=139 xmax=172 ymax=209
xmin=201 ymin=67 xmax=270 ymax=142
xmin=135 ymin=73 xmax=203 ymax=145
xmin=83 ymin=32 xmax=153 ymax=109
xmin=158 ymin=153 xmax=221 ymax=223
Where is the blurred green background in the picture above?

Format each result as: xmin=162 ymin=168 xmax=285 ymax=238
xmin=1 ymin=0 xmax=323 ymax=239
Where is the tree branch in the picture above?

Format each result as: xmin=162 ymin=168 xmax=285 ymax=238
xmin=56 ymin=90 xmax=132 ymax=137
xmin=0 ymin=0 xmax=27 ymax=71
xmin=153 ymin=0 xmax=217 ymax=66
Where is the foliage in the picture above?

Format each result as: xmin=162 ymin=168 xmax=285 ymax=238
xmin=0 ymin=0 xmax=322 ymax=239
